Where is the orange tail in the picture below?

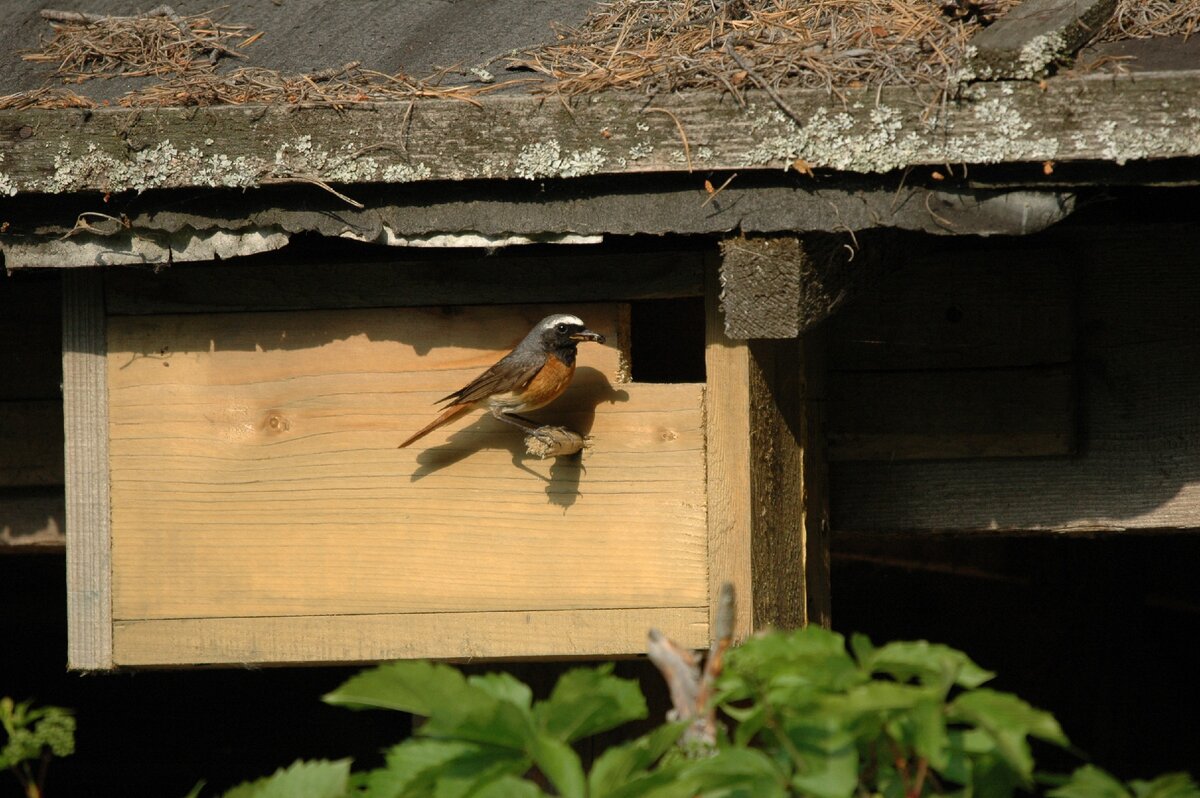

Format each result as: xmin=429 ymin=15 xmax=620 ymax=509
xmin=398 ymin=403 xmax=473 ymax=448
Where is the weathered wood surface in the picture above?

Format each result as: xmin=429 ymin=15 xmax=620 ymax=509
xmin=0 ymin=400 xmax=64 ymax=485
xmin=105 ymin=250 xmax=704 ymax=315
xmin=705 ymin=256 xmax=828 ymax=634
xmin=62 ymin=271 xmax=112 ymax=669
xmin=825 ymin=248 xmax=1075 ymax=461
xmin=831 ymin=224 xmax=1200 ymax=533
xmin=2 ymin=70 xmax=1199 ymax=197
xmin=828 ymin=368 xmax=1074 ymax=461
xmin=704 ymin=262 xmax=755 ymax=641
xmin=0 ymin=488 xmax=65 ymax=549
xmin=719 ymin=231 xmax=901 ymax=339
xmin=1 ymin=180 xmax=1074 ymax=270
xmin=105 ymin=303 xmax=709 ymax=662
xmin=112 ymin=607 xmax=709 ymax=666
xmin=969 ymin=0 xmax=1119 ymax=79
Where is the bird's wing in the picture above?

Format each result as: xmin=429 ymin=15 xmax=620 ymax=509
xmin=438 ymin=352 xmax=543 ymax=406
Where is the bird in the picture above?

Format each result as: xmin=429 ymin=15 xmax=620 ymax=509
xmin=398 ymin=313 xmax=606 ymax=449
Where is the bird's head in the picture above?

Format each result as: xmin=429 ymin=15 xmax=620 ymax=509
xmin=534 ymin=314 xmax=605 ymax=351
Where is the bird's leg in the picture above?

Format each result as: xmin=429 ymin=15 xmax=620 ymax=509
xmin=492 ymin=408 xmax=544 ymax=434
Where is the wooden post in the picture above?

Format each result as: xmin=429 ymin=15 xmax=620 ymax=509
xmin=62 ymin=271 xmax=112 ymax=670
xmin=705 ymin=243 xmax=831 ymax=638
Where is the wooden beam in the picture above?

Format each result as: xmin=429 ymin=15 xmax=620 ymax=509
xmin=969 ymin=0 xmax=1119 ymax=80
xmin=62 ymin=270 xmax=112 ymax=669
xmin=718 ymin=231 xmax=900 ymax=339
xmin=1 ymin=70 xmax=1198 ymax=196
xmin=705 ymin=246 xmax=831 ymax=634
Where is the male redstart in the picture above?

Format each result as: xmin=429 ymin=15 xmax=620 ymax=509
xmin=398 ymin=313 xmax=605 ymax=448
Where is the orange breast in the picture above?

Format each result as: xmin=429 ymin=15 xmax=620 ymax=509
xmin=516 ymin=355 xmax=576 ymax=412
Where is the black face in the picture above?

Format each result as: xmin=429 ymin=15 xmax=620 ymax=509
xmin=541 ymin=318 xmax=605 ymax=351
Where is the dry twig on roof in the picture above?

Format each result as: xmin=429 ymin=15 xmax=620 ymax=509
xmin=506 ymin=0 xmax=1021 ymax=98
xmin=1095 ymin=0 xmax=1200 ymax=42
xmin=0 ymin=86 xmax=96 ymax=111
xmin=115 ymin=63 xmax=505 ymax=108
xmin=23 ymin=6 xmax=254 ymax=81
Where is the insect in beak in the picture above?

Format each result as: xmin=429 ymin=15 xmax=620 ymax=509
xmin=571 ymin=329 xmax=605 ymax=344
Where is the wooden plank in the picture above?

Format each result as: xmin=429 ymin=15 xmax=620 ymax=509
xmin=826 ymin=249 xmax=1075 ymax=370
xmin=112 ymin=607 xmax=708 ymax=666
xmin=0 ymin=400 xmax=64 ymax=485
xmin=106 ymin=304 xmax=708 ymax=634
xmin=2 ymin=70 xmax=1200 ymax=196
xmin=800 ymin=329 xmax=832 ymax=628
xmin=827 ymin=367 xmax=1075 ymax=461
xmin=0 ymin=488 xmax=65 ymax=550
xmin=706 ymin=248 xmax=829 ymax=633
xmin=62 ymin=270 xmax=112 ymax=669
xmin=830 ymin=225 xmax=1200 ymax=533
xmin=705 ymin=258 xmax=755 ymax=641
xmin=105 ymin=250 xmax=705 ymax=315
xmin=969 ymin=0 xmax=1119 ymax=80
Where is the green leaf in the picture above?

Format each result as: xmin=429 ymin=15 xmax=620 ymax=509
xmin=588 ymin=722 xmax=687 ymax=798
xmin=222 ymin=759 xmax=351 ymax=798
xmin=949 ymin=689 xmax=1068 ymax=782
xmin=534 ymin=665 xmax=647 ymax=743
xmin=528 ymin=733 xmax=586 ymax=798
xmin=0 ymin=700 xmax=75 ymax=769
xmin=471 ymin=775 xmax=550 ymax=798
xmin=677 ymin=748 xmax=788 ymax=798
xmin=860 ymin=640 xmax=995 ymax=692
xmin=1047 ymin=765 xmax=1132 ymax=798
xmin=781 ymin=721 xmax=858 ymax=798
xmin=327 ymin=661 xmax=536 ymax=750
xmin=324 ymin=661 xmax=470 ymax=716
xmin=1131 ymin=773 xmax=1200 ymax=798
xmin=724 ymin=627 xmax=863 ymax=694
xmin=468 ymin=672 xmax=533 ymax=711
xmin=360 ymin=739 xmax=526 ymax=798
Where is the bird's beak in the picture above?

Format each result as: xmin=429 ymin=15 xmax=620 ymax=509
xmin=571 ymin=328 xmax=605 ymax=344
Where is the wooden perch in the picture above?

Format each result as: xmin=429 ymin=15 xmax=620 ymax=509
xmin=523 ymin=426 xmax=588 ymax=458
xmin=647 ymin=581 xmax=736 ymax=749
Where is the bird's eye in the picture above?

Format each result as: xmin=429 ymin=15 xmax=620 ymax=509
xmin=556 ymin=323 xmax=568 ymax=333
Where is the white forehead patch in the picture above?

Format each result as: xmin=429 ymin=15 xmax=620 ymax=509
xmin=541 ymin=314 xmax=584 ymax=329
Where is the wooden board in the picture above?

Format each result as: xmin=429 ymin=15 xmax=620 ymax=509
xmin=113 ymin=608 xmax=709 ymax=666
xmin=105 ymin=303 xmax=708 ymax=662
xmin=831 ymin=225 xmax=1200 ymax=533
xmin=825 ymin=249 xmax=1076 ymax=461
xmin=63 ymin=271 xmax=112 ymax=669
xmin=3 ymin=70 xmax=1200 ymax=196
xmin=827 ymin=368 xmax=1075 ymax=461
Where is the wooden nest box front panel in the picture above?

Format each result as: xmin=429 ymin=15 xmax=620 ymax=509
xmin=63 ymin=254 xmax=817 ymax=669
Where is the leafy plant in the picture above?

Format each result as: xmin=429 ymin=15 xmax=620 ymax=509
xmin=213 ymin=628 xmax=1199 ymax=797
xmin=0 ymin=697 xmax=75 ymax=798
